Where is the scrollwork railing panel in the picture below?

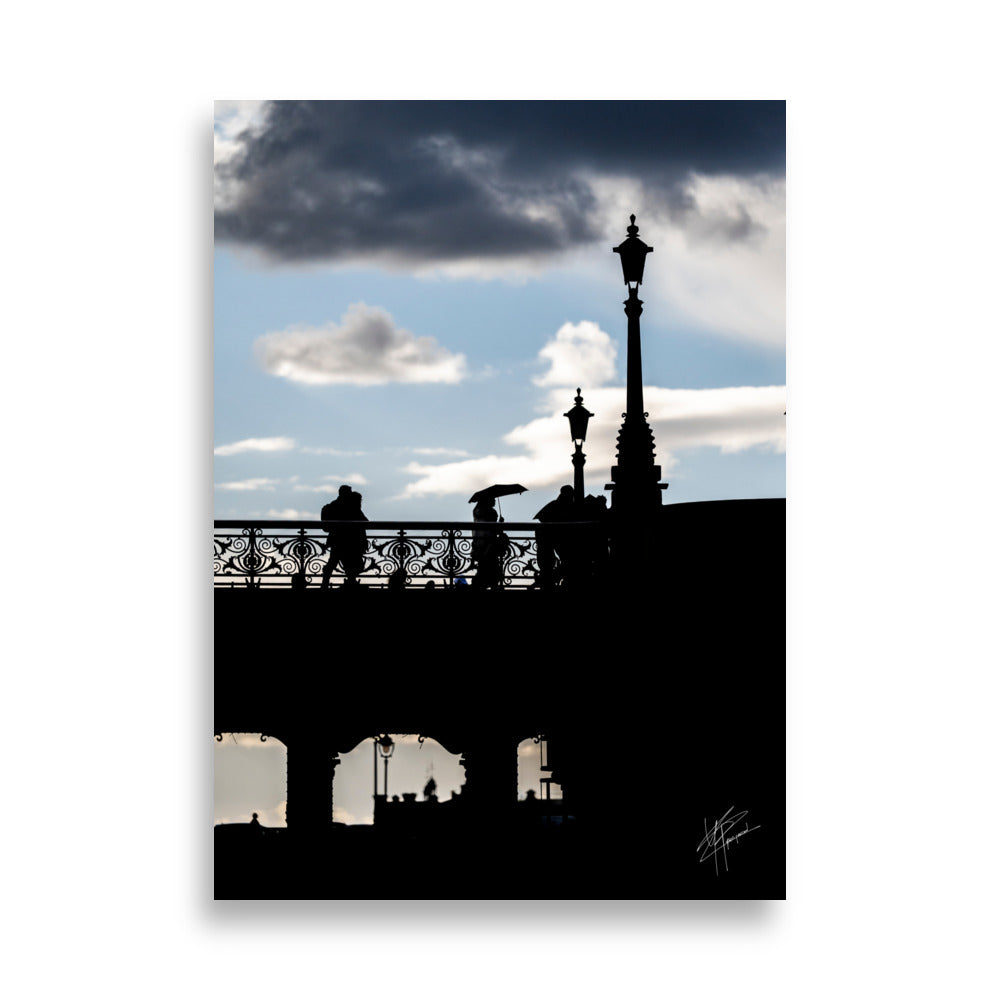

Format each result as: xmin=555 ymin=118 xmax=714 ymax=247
xmin=213 ymin=520 xmax=602 ymax=590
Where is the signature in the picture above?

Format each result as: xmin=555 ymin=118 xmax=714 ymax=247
xmin=697 ymin=806 xmax=761 ymax=874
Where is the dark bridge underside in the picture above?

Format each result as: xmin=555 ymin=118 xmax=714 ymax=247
xmin=215 ymin=499 xmax=785 ymax=899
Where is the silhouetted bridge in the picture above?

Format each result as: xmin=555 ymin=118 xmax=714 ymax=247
xmin=214 ymin=499 xmax=786 ymax=898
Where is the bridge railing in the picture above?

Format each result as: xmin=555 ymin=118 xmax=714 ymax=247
xmin=213 ymin=520 xmax=605 ymax=590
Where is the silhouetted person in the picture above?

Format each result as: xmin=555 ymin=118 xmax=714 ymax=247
xmin=320 ymin=485 xmax=368 ymax=587
xmin=471 ymin=497 xmax=504 ymax=590
xmin=534 ymin=485 xmax=581 ymax=587
xmin=320 ymin=485 xmax=350 ymax=588
xmin=582 ymin=493 xmax=611 ymax=583
xmin=340 ymin=490 xmax=369 ymax=586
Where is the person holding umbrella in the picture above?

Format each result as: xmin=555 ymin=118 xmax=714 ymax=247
xmin=468 ymin=484 xmax=526 ymax=590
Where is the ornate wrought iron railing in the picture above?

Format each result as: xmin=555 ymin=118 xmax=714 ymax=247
xmin=213 ymin=520 xmax=604 ymax=590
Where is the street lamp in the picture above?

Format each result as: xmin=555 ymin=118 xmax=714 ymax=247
xmin=377 ymin=734 xmax=395 ymax=799
xmin=564 ymin=388 xmax=593 ymax=505
xmin=606 ymin=215 xmax=667 ymax=519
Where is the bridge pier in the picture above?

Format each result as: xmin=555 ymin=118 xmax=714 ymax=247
xmin=284 ymin=732 xmax=338 ymax=832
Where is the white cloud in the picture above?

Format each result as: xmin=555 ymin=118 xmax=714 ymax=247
xmin=214 ymin=436 xmax=296 ymax=456
xmin=254 ymin=302 xmax=467 ymax=386
xmin=301 ymin=446 xmax=367 ymax=456
xmin=533 ymin=320 xmax=617 ymax=388
xmin=401 ymin=384 xmax=785 ymax=498
xmin=293 ymin=473 xmax=369 ymax=492
xmin=215 ymin=478 xmax=279 ymax=491
xmin=399 ymin=323 xmax=784 ymax=499
xmin=410 ymin=446 xmax=472 ymax=457
xmin=265 ymin=508 xmax=315 ymax=519
xmin=584 ymin=172 xmax=785 ymax=346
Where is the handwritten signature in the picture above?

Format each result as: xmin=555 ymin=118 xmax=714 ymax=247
xmin=696 ymin=806 xmax=761 ymax=875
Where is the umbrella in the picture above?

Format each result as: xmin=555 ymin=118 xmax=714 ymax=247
xmin=468 ymin=483 xmax=527 ymax=519
xmin=468 ymin=484 xmax=527 ymax=504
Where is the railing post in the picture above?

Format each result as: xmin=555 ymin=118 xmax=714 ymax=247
xmin=247 ymin=526 xmax=258 ymax=590
xmin=291 ymin=527 xmax=308 ymax=590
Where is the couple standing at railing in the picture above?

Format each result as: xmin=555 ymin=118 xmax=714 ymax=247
xmin=320 ymin=484 xmax=369 ymax=588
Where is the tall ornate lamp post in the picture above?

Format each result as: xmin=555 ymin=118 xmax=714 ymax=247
xmin=564 ymin=388 xmax=593 ymax=505
xmin=606 ymin=215 xmax=668 ymax=518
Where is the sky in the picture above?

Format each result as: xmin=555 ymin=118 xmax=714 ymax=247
xmin=214 ymin=100 xmax=785 ymax=525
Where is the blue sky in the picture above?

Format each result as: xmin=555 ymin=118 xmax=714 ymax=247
xmin=214 ymin=101 xmax=785 ymax=525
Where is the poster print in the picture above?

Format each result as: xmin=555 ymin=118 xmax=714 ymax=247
xmin=214 ymin=100 xmax=786 ymax=899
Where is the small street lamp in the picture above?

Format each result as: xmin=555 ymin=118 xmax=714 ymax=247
xmin=564 ymin=388 xmax=593 ymax=506
xmin=377 ymin=734 xmax=396 ymax=799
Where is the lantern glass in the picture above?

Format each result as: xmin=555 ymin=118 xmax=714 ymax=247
xmin=378 ymin=735 xmax=395 ymax=758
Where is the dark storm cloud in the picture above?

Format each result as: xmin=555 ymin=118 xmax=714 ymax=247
xmin=215 ymin=101 xmax=785 ymax=265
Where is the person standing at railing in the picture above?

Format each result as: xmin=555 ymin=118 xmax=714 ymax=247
xmin=582 ymin=493 xmax=611 ymax=584
xmin=533 ymin=485 xmax=579 ymax=588
xmin=320 ymin=485 xmax=369 ymax=588
xmin=340 ymin=490 xmax=369 ymax=586
xmin=471 ymin=496 xmax=504 ymax=590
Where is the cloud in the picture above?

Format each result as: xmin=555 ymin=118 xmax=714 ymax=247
xmin=215 ymin=101 xmax=784 ymax=268
xmin=582 ymin=171 xmax=785 ymax=345
xmin=652 ymin=174 xmax=785 ymax=346
xmin=217 ymin=102 xmax=785 ymax=345
xmin=215 ymin=478 xmax=279 ymax=491
xmin=301 ymin=446 xmax=367 ymax=456
xmin=399 ymin=323 xmax=784 ymax=499
xmin=410 ymin=446 xmax=472 ymax=457
xmin=254 ymin=302 xmax=466 ymax=386
xmin=213 ymin=100 xmax=268 ymax=211
xmin=214 ymin=436 xmax=295 ymax=456
xmin=293 ymin=473 xmax=369 ymax=491
xmin=533 ymin=320 xmax=617 ymax=388
xmin=401 ymin=384 xmax=785 ymax=499
xmin=265 ymin=508 xmax=315 ymax=519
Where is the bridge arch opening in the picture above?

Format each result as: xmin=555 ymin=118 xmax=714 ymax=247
xmin=517 ymin=736 xmax=562 ymax=802
xmin=214 ymin=732 xmax=287 ymax=827
xmin=332 ymin=734 xmax=466 ymax=825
